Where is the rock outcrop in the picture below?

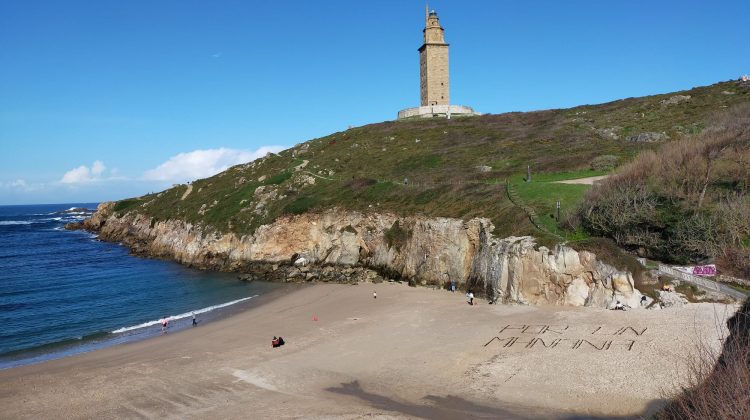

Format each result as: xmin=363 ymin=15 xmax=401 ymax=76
xmin=468 ymin=235 xmax=643 ymax=308
xmin=79 ymin=203 xmax=644 ymax=308
xmin=626 ymin=131 xmax=669 ymax=142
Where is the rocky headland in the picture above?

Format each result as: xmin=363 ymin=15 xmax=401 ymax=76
xmin=70 ymin=202 xmax=645 ymax=309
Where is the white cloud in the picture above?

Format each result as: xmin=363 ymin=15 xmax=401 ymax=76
xmin=60 ymin=160 xmax=108 ymax=184
xmin=0 ymin=179 xmax=29 ymax=190
xmin=91 ymin=160 xmax=105 ymax=176
xmin=143 ymin=146 xmax=285 ymax=183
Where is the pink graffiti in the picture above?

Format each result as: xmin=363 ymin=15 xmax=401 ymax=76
xmin=692 ymin=265 xmax=716 ymax=277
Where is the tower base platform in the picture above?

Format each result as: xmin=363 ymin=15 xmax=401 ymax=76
xmin=397 ymin=104 xmax=480 ymax=120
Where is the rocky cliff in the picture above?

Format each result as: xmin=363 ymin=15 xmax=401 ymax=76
xmin=73 ymin=202 xmax=644 ymax=309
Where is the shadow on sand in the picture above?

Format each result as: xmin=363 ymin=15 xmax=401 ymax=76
xmin=326 ymin=380 xmax=666 ymax=419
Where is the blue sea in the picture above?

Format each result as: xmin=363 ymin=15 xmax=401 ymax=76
xmin=0 ymin=203 xmax=281 ymax=369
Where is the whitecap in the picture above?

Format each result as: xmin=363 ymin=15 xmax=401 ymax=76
xmin=0 ymin=221 xmax=32 ymax=225
xmin=111 ymin=295 xmax=259 ymax=334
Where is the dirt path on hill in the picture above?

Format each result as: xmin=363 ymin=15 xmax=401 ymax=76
xmin=554 ymin=175 xmax=609 ymax=185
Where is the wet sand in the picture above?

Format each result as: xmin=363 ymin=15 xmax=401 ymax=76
xmin=0 ymin=282 xmax=736 ymax=419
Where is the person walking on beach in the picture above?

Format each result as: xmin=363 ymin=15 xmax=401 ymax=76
xmin=161 ymin=317 xmax=169 ymax=333
xmin=373 ymin=290 xmax=377 ymax=299
xmin=192 ymin=312 xmax=197 ymax=326
xmin=467 ymin=291 xmax=474 ymax=306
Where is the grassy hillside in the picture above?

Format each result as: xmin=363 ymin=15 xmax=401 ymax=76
xmin=113 ymin=79 xmax=750 ymax=248
xmin=577 ymin=102 xmax=750 ymax=276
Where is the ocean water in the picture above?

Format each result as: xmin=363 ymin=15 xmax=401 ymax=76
xmin=0 ymin=203 xmax=281 ymax=369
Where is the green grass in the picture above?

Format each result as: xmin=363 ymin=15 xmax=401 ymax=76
xmin=284 ymin=196 xmax=318 ymax=215
xmin=508 ymin=171 xmax=602 ymax=241
xmin=264 ymin=170 xmax=293 ymax=185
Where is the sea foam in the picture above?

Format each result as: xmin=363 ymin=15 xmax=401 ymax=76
xmin=111 ymin=295 xmax=259 ymax=333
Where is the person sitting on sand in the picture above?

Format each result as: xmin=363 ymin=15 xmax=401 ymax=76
xmin=613 ymin=301 xmax=625 ymax=311
xmin=272 ymin=336 xmax=285 ymax=348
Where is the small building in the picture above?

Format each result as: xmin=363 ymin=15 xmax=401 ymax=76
xmin=397 ymin=5 xmax=479 ymax=120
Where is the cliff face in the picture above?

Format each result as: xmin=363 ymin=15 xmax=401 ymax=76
xmin=84 ymin=202 xmax=643 ymax=309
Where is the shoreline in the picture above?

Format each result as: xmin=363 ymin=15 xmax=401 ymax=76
xmin=0 ymin=282 xmax=738 ymax=418
xmin=0 ymin=282 xmax=304 ymax=371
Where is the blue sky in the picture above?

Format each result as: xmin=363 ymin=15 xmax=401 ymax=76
xmin=1 ymin=0 xmax=748 ymax=205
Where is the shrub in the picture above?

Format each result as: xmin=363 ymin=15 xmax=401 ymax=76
xmin=283 ymin=196 xmax=317 ymax=215
xmin=578 ymin=104 xmax=750 ymax=271
xmin=590 ymin=154 xmax=619 ymax=171
xmin=345 ymin=177 xmax=377 ymax=190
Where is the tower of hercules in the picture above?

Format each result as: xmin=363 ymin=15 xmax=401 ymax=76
xmin=397 ymin=4 xmax=478 ymax=119
xmin=419 ymin=8 xmax=449 ymax=106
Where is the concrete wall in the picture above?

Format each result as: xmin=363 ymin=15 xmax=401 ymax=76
xmin=397 ymin=105 xmax=479 ymax=120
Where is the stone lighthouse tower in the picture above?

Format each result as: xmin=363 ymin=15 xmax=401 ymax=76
xmin=397 ymin=5 xmax=478 ymax=119
xmin=419 ymin=7 xmax=449 ymax=106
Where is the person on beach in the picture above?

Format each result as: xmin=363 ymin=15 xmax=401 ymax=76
xmin=450 ymin=281 xmax=456 ymax=293
xmin=467 ymin=291 xmax=474 ymax=306
xmin=192 ymin=312 xmax=197 ymax=326
xmin=161 ymin=317 xmax=169 ymax=333
xmin=373 ymin=290 xmax=377 ymax=299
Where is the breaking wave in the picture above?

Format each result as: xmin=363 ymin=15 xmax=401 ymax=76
xmin=111 ymin=295 xmax=259 ymax=333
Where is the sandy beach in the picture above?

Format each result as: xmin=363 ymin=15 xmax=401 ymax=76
xmin=0 ymin=282 xmax=737 ymax=419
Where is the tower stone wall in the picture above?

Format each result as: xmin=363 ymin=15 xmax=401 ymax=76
xmin=419 ymin=10 xmax=449 ymax=106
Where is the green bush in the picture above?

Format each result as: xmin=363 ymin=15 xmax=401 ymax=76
xmin=284 ymin=196 xmax=317 ymax=215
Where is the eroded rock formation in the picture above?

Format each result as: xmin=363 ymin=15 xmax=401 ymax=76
xmin=76 ymin=203 xmax=643 ymax=308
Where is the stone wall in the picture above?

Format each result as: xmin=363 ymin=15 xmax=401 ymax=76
xmin=397 ymin=104 xmax=479 ymax=120
xmin=420 ymin=44 xmax=449 ymax=106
